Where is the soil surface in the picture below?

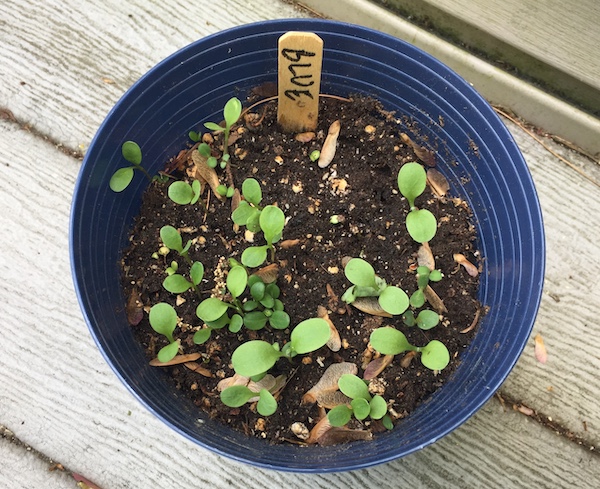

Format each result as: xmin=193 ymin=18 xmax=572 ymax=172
xmin=120 ymin=93 xmax=482 ymax=445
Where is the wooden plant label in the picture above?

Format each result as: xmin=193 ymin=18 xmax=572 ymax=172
xmin=277 ymin=31 xmax=323 ymax=133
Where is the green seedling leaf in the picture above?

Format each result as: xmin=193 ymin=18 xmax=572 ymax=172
xmin=231 ymin=340 xmax=283 ymax=377
xmin=168 ymin=181 xmax=194 ymax=205
xmin=190 ymin=261 xmax=204 ymax=286
xmin=382 ymin=414 xmax=394 ymax=430
xmin=273 ymin=299 xmax=284 ymax=311
xmin=403 ymin=311 xmax=416 ymax=327
xmin=416 ymin=266 xmax=431 ymax=289
xmin=416 ymin=310 xmax=440 ymax=330
xmin=339 ymin=374 xmax=370 ymax=400
xmin=398 ymin=162 xmax=426 ymax=208
xmin=109 ymin=167 xmax=135 ymax=192
xmin=189 ymin=131 xmax=200 ymax=142
xmin=406 ymin=209 xmax=437 ymax=243
xmin=198 ymin=143 xmax=211 ymax=157
xmin=242 ymin=245 xmax=268 ymax=268
xmin=163 ymin=274 xmax=192 ymax=294
xmin=429 ymin=269 xmax=443 ymax=282
xmin=221 ymin=385 xmax=254 ymax=408
xmin=290 ymin=318 xmax=330 ymax=354
xmin=193 ymin=328 xmax=212 ymax=344
xmin=204 ymin=121 xmax=223 ymax=132
xmin=160 ymin=225 xmax=183 ymax=253
xmin=410 ymin=289 xmax=425 ymax=308
xmin=250 ymin=280 xmax=266 ymax=300
xmin=191 ymin=180 xmax=202 ymax=204
xmin=224 ymin=97 xmax=242 ymax=128
xmin=122 ymin=141 xmax=142 ymax=165
xmin=260 ymin=295 xmax=275 ymax=309
xmin=196 ymin=297 xmax=229 ymax=323
xmin=266 ymin=283 xmax=280 ymax=299
xmin=257 ymin=389 xmax=278 ymax=416
xmin=206 ymin=312 xmax=229 ymax=329
xmin=378 ymin=286 xmax=409 ymax=315
xmin=232 ymin=201 xmax=260 ymax=226
xmin=216 ymin=184 xmax=227 ymax=196
xmin=328 ymin=405 xmax=353 ymax=427
xmin=157 ymin=341 xmax=179 ymax=363
xmin=269 ymin=310 xmax=290 ymax=330
xmin=242 ymin=178 xmax=262 ymax=206
xmin=344 ymin=258 xmax=377 ymax=288
xmin=421 ymin=340 xmax=450 ymax=370
xmin=370 ymin=327 xmax=411 ymax=356
xmin=148 ymin=303 xmax=178 ymax=342
xmin=260 ymin=205 xmax=285 ymax=244
xmin=244 ymin=311 xmax=269 ymax=331
xmin=207 ymin=156 xmax=218 ymax=168
xmin=227 ymin=265 xmax=248 ymax=298
xmin=369 ymin=395 xmax=388 ymax=420
xmin=242 ymin=300 xmax=258 ymax=312
xmin=228 ymin=314 xmax=244 ymax=333
xmin=351 ymin=398 xmax=371 ymax=420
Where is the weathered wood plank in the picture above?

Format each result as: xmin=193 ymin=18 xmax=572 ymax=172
xmin=499 ymin=119 xmax=600 ymax=446
xmin=1 ymin=117 xmax=599 ymax=488
xmin=0 ymin=0 xmax=308 ymax=152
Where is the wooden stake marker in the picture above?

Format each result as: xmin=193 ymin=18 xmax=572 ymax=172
xmin=277 ymin=31 xmax=323 ymax=133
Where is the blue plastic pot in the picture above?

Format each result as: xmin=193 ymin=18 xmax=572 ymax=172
xmin=70 ymin=19 xmax=545 ymax=472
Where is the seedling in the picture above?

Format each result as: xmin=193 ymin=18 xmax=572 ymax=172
xmin=232 ymin=178 xmax=286 ymax=267
xmin=398 ymin=162 xmax=437 ymax=243
xmin=168 ymin=179 xmax=202 ymax=205
xmin=327 ymin=374 xmax=392 ymax=429
xmin=148 ymin=302 xmax=180 ymax=362
xmin=194 ymin=268 xmax=291 ymax=344
xmin=410 ymin=265 xmax=443 ymax=308
xmin=402 ymin=309 xmax=440 ymax=330
xmin=159 ymin=226 xmax=203 ymax=298
xmin=220 ymin=385 xmax=278 ymax=416
xmin=369 ymin=326 xmax=450 ymax=371
xmin=230 ymin=318 xmax=330 ymax=379
xmin=341 ymin=258 xmax=409 ymax=316
xmin=109 ymin=141 xmax=154 ymax=192
xmin=192 ymin=97 xmax=242 ymax=169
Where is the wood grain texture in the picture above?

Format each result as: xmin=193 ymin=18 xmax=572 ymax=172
xmin=0 ymin=0 xmax=307 ymax=152
xmin=2 ymin=0 xmax=600 ymax=486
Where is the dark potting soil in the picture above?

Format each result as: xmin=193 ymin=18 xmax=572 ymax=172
xmin=120 ymin=93 xmax=483 ymax=445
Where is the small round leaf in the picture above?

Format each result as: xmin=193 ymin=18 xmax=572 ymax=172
xmin=369 ymin=327 xmax=411 ymax=356
xmin=369 ymin=395 xmax=388 ymax=420
xmin=157 ymin=341 xmax=179 ymax=363
xmin=220 ymin=385 xmax=254 ymax=408
xmin=148 ymin=303 xmax=177 ymax=341
xmin=228 ymin=314 xmax=244 ymax=333
xmin=260 ymin=205 xmax=285 ymax=244
xmin=406 ymin=209 xmax=437 ymax=243
xmin=224 ymin=97 xmax=242 ymax=128
xmin=351 ymin=398 xmax=371 ymax=420
xmin=122 ymin=141 xmax=142 ymax=165
xmin=231 ymin=340 xmax=282 ymax=377
xmin=416 ymin=310 xmax=440 ymax=330
xmin=339 ymin=374 xmax=370 ymax=400
xmin=290 ymin=318 xmax=330 ymax=354
xmin=242 ymin=178 xmax=262 ymax=205
xmin=421 ymin=340 xmax=450 ymax=370
xmin=190 ymin=261 xmax=204 ymax=286
xmin=269 ymin=310 xmax=290 ymax=330
xmin=196 ymin=297 xmax=229 ymax=323
xmin=241 ymin=246 xmax=268 ymax=268
xmin=193 ymin=328 xmax=212 ymax=344
xmin=160 ymin=225 xmax=183 ymax=253
xmin=257 ymin=389 xmax=278 ymax=416
xmin=109 ymin=167 xmax=135 ymax=192
xmin=168 ymin=181 xmax=194 ymax=204
xmin=327 ymin=405 xmax=353 ymax=427
xmin=243 ymin=311 xmax=269 ymax=331
xmin=378 ymin=286 xmax=409 ymax=315
xmin=344 ymin=258 xmax=377 ymax=288
xmin=226 ymin=266 xmax=248 ymax=298
xmin=163 ymin=274 xmax=192 ymax=294
xmin=398 ymin=162 xmax=426 ymax=207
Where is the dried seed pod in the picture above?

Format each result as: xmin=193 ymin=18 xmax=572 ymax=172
xmin=318 ymin=120 xmax=341 ymax=168
xmin=363 ymin=354 xmax=394 ymax=379
xmin=534 ymin=333 xmax=548 ymax=364
xmin=427 ymin=168 xmax=450 ymax=197
xmin=351 ymin=297 xmax=393 ymax=318
xmin=424 ymin=285 xmax=448 ymax=314
xmin=317 ymin=427 xmax=373 ymax=446
xmin=314 ymin=390 xmax=352 ymax=409
xmin=454 ymin=253 xmax=479 ymax=277
xmin=305 ymin=415 xmax=333 ymax=444
xmin=183 ymin=362 xmax=212 ymax=377
xmin=149 ymin=352 xmax=201 ymax=367
xmin=253 ymin=263 xmax=279 ymax=284
xmin=280 ymin=239 xmax=302 ymax=249
xmin=191 ymin=150 xmax=224 ymax=200
xmin=417 ymin=242 xmax=435 ymax=270
xmin=126 ymin=287 xmax=143 ymax=326
xmin=317 ymin=305 xmax=341 ymax=352
xmin=400 ymin=351 xmax=417 ymax=368
xmin=302 ymin=362 xmax=358 ymax=404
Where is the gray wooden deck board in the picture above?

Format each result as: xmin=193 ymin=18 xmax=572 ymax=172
xmin=1 ymin=0 xmax=599 ymax=487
